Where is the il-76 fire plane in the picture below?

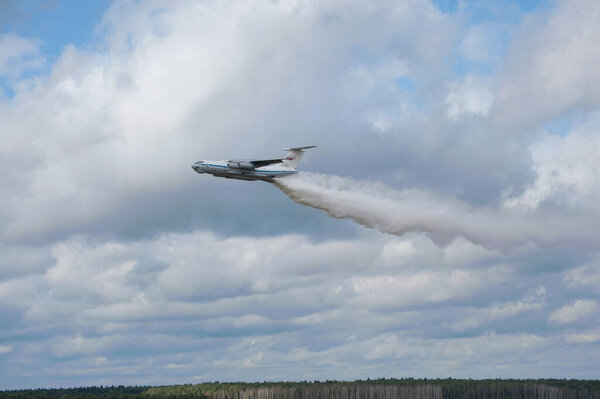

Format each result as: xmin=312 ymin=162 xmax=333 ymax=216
xmin=192 ymin=146 xmax=316 ymax=182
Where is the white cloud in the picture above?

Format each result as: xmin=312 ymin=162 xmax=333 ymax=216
xmin=0 ymin=34 xmax=44 ymax=79
xmin=0 ymin=228 xmax=598 ymax=383
xmin=565 ymin=332 xmax=600 ymax=344
xmin=363 ymin=331 xmax=549 ymax=364
xmin=564 ymin=257 xmax=600 ymax=292
xmin=6 ymin=231 xmax=509 ymax=328
xmin=1 ymin=0 xmax=600 ymax=387
xmin=209 ymin=330 xmax=559 ymax=379
xmin=0 ymin=345 xmax=12 ymax=354
xmin=494 ymin=0 xmax=600 ymax=129
xmin=349 ymin=267 xmax=509 ymax=309
xmin=53 ymin=334 xmax=121 ymax=357
xmin=461 ymin=24 xmax=504 ymax=65
xmin=446 ymin=77 xmax=494 ymax=119
xmin=0 ymin=0 xmax=459 ymax=244
xmin=548 ymin=300 xmax=599 ymax=325
xmin=504 ymin=116 xmax=600 ymax=211
xmin=452 ymin=286 xmax=546 ymax=332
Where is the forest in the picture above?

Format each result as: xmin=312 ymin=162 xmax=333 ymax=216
xmin=1 ymin=379 xmax=600 ymax=399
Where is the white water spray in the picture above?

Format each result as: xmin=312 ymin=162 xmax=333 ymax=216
xmin=274 ymin=173 xmax=597 ymax=251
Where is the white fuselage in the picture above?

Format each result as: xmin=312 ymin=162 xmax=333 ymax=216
xmin=192 ymin=160 xmax=297 ymax=182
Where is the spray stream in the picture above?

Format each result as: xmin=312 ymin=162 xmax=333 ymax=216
xmin=274 ymin=173 xmax=597 ymax=251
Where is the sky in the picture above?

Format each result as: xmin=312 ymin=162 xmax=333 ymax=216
xmin=0 ymin=0 xmax=599 ymax=389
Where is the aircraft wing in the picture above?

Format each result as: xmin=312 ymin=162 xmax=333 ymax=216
xmin=249 ymin=159 xmax=283 ymax=168
xmin=228 ymin=158 xmax=283 ymax=169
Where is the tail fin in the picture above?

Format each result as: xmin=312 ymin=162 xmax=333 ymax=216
xmin=281 ymin=146 xmax=316 ymax=169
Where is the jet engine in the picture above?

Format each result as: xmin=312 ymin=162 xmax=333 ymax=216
xmin=227 ymin=161 xmax=255 ymax=170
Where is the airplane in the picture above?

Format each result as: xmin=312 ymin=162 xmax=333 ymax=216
xmin=191 ymin=146 xmax=316 ymax=182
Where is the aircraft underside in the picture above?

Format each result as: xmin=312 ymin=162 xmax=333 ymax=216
xmin=218 ymin=171 xmax=280 ymax=182
xmin=196 ymin=168 xmax=295 ymax=182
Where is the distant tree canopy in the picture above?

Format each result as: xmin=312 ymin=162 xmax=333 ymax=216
xmin=2 ymin=379 xmax=599 ymax=399
xmin=0 ymin=385 xmax=150 ymax=399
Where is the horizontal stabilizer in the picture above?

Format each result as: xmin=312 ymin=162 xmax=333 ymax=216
xmin=283 ymin=146 xmax=317 ymax=151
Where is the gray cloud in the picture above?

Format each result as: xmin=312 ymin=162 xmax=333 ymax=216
xmin=1 ymin=0 xmax=459 ymax=242
xmin=493 ymin=0 xmax=600 ymax=130
xmin=0 ymin=0 xmax=599 ymax=388
xmin=1 ymin=231 xmax=598 ymax=387
xmin=0 ymin=33 xmax=45 ymax=95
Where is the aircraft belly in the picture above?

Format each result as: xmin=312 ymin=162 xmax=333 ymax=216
xmin=204 ymin=165 xmax=296 ymax=182
xmin=230 ymin=175 xmax=267 ymax=181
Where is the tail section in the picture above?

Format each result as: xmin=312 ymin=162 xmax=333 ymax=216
xmin=282 ymin=146 xmax=316 ymax=169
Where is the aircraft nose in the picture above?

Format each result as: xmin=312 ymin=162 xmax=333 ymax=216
xmin=192 ymin=162 xmax=205 ymax=173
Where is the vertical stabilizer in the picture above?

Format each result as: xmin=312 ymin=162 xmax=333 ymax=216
xmin=282 ymin=146 xmax=316 ymax=169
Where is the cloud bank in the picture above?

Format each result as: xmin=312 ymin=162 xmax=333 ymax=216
xmin=0 ymin=0 xmax=599 ymax=388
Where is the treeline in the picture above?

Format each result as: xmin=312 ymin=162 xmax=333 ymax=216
xmin=143 ymin=380 xmax=600 ymax=399
xmin=2 ymin=380 xmax=600 ymax=399
xmin=0 ymin=386 xmax=151 ymax=399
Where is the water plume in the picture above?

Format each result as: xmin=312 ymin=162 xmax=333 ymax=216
xmin=274 ymin=173 xmax=596 ymax=251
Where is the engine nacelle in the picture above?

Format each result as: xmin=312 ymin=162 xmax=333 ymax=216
xmin=227 ymin=161 xmax=254 ymax=170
